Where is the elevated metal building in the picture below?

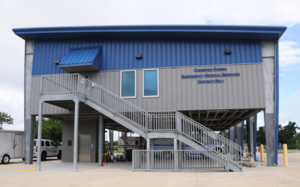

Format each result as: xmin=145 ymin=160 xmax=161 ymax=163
xmin=13 ymin=25 xmax=286 ymax=172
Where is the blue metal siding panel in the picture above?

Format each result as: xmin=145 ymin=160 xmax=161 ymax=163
xmin=32 ymin=38 xmax=262 ymax=75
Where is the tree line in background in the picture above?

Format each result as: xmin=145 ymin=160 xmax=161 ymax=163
xmin=256 ymin=121 xmax=300 ymax=149
xmin=34 ymin=119 xmax=62 ymax=144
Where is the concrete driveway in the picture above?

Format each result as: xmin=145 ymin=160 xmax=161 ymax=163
xmin=1 ymin=153 xmax=300 ymax=187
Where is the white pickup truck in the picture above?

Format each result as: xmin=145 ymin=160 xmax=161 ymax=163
xmin=27 ymin=139 xmax=62 ymax=161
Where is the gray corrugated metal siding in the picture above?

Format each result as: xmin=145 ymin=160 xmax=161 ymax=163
xmin=30 ymin=63 xmax=265 ymax=115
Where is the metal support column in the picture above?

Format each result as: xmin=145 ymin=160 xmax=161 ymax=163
xmin=174 ymin=138 xmax=178 ymax=171
xmin=230 ymin=126 xmax=235 ymax=142
xmin=234 ymin=126 xmax=237 ymax=143
xmin=246 ymin=116 xmax=254 ymax=157
xmin=150 ymin=139 xmax=154 ymax=169
xmin=139 ymin=136 xmax=142 ymax=149
xmin=236 ymin=122 xmax=243 ymax=148
xmin=146 ymin=138 xmax=150 ymax=170
xmin=124 ymin=129 xmax=127 ymax=160
xmin=178 ymin=140 xmax=182 ymax=170
xmin=254 ymin=114 xmax=257 ymax=159
xmin=73 ymin=99 xmax=79 ymax=172
xmin=109 ymin=130 xmax=114 ymax=157
xmin=242 ymin=121 xmax=245 ymax=151
xmin=37 ymin=101 xmax=43 ymax=171
xmin=99 ymin=114 xmax=104 ymax=166
xmin=225 ymin=129 xmax=229 ymax=139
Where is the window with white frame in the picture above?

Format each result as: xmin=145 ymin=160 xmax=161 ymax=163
xmin=143 ymin=69 xmax=159 ymax=97
xmin=120 ymin=70 xmax=136 ymax=98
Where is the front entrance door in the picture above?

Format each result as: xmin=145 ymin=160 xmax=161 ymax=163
xmin=14 ymin=134 xmax=23 ymax=158
xmin=78 ymin=134 xmax=91 ymax=162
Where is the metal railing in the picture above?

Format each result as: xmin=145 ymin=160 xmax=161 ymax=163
xmin=176 ymin=111 xmax=242 ymax=168
xmin=148 ymin=111 xmax=177 ymax=132
xmin=132 ymin=150 xmax=229 ymax=172
xmin=40 ymin=74 xmax=244 ymax=170
xmin=84 ymin=79 xmax=150 ymax=131
xmin=41 ymin=73 xmax=85 ymax=95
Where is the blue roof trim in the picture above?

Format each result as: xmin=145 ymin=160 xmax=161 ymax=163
xmin=13 ymin=25 xmax=287 ymax=41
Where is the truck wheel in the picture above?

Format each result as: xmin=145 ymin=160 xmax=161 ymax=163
xmin=2 ymin=155 xmax=10 ymax=164
xmin=41 ymin=152 xmax=47 ymax=161
xmin=57 ymin=151 xmax=62 ymax=160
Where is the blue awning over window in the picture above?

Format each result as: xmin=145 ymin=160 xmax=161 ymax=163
xmin=58 ymin=46 xmax=101 ymax=73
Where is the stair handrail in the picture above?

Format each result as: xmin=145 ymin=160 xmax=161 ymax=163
xmin=84 ymin=79 xmax=150 ymax=132
xmin=176 ymin=111 xmax=242 ymax=168
xmin=40 ymin=74 xmax=243 ymax=168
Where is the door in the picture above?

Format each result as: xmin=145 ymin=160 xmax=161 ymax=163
xmin=50 ymin=141 xmax=59 ymax=156
xmin=78 ymin=134 xmax=91 ymax=162
xmin=14 ymin=134 xmax=23 ymax=158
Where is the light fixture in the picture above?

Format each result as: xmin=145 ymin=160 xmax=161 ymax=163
xmin=225 ymin=50 xmax=232 ymax=54
xmin=136 ymin=54 xmax=142 ymax=59
xmin=54 ymin=60 xmax=60 ymax=64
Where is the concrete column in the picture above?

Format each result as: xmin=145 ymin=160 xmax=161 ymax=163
xmin=262 ymin=41 xmax=278 ymax=166
xmin=109 ymin=130 xmax=114 ymax=156
xmin=124 ymin=129 xmax=127 ymax=160
xmin=246 ymin=116 xmax=254 ymax=157
xmin=25 ymin=115 xmax=36 ymax=164
xmin=73 ymin=99 xmax=79 ymax=172
xmin=24 ymin=40 xmax=34 ymax=165
xmin=98 ymin=114 xmax=104 ymax=166
xmin=236 ymin=123 xmax=243 ymax=148
xmin=37 ymin=101 xmax=43 ymax=171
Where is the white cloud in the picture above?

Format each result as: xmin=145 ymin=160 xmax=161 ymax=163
xmin=279 ymin=41 xmax=300 ymax=67
xmin=279 ymin=89 xmax=300 ymax=125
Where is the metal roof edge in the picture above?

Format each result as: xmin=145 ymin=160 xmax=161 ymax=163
xmin=12 ymin=25 xmax=287 ymax=40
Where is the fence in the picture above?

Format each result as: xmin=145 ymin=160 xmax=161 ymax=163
xmin=132 ymin=150 xmax=229 ymax=172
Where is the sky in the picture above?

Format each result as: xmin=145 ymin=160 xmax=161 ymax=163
xmin=0 ymin=0 xmax=300 ymax=135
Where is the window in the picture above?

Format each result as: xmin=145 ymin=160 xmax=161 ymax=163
xmin=121 ymin=70 xmax=136 ymax=98
xmin=51 ymin=141 xmax=57 ymax=147
xmin=46 ymin=141 xmax=50 ymax=147
xmin=143 ymin=69 xmax=159 ymax=97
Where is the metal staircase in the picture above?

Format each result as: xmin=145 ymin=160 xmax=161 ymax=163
xmin=40 ymin=73 xmax=250 ymax=172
